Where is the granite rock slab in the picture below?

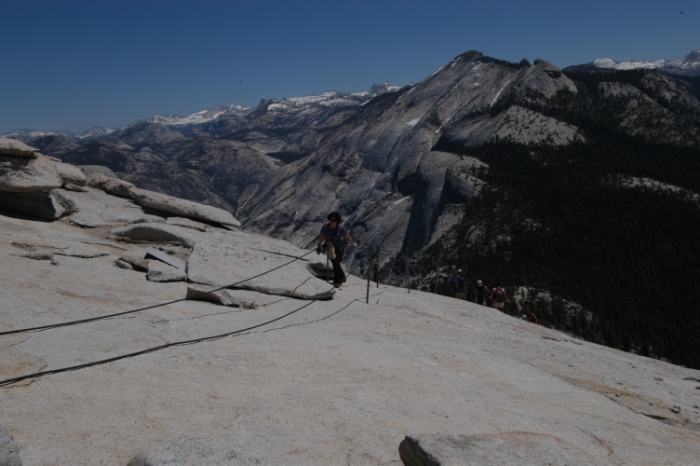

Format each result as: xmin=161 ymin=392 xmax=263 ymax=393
xmin=78 ymin=165 xmax=118 ymax=179
xmin=185 ymin=284 xmax=242 ymax=307
xmin=129 ymin=187 xmax=241 ymax=228
xmin=0 ymin=137 xmax=39 ymax=158
xmin=147 ymin=260 xmax=187 ymax=282
xmin=52 ymin=188 xmax=163 ymax=227
xmin=85 ymin=173 xmax=135 ymax=198
xmin=52 ymin=161 xmax=86 ymax=186
xmin=0 ymin=155 xmax=63 ymax=193
xmin=110 ymin=223 xmax=203 ymax=248
xmin=0 ymin=191 xmax=65 ymax=220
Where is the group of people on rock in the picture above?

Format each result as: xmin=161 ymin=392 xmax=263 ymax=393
xmin=451 ymin=270 xmax=537 ymax=324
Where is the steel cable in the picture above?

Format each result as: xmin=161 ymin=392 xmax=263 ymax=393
xmin=0 ymin=249 xmax=315 ymax=337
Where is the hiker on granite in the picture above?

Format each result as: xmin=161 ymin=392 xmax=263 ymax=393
xmin=492 ymin=284 xmax=508 ymax=313
xmin=317 ymin=212 xmax=355 ymax=287
xmin=526 ymin=305 xmax=538 ymax=324
xmin=451 ymin=269 xmax=466 ymax=299
xmin=474 ymin=279 xmax=491 ymax=306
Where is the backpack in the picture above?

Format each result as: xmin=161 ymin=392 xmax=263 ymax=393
xmin=493 ymin=287 xmax=506 ymax=302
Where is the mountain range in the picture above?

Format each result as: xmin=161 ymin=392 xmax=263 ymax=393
xmin=565 ymin=49 xmax=700 ymax=76
xmin=5 ymin=49 xmax=700 ymax=368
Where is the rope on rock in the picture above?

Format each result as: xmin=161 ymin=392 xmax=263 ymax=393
xmin=0 ymin=249 xmax=315 ymax=337
xmin=0 ymin=284 xmax=355 ymax=388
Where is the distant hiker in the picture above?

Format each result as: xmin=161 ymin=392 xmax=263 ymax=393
xmin=317 ymin=212 xmax=355 ymax=287
xmin=372 ymin=263 xmax=380 ymax=288
xmin=526 ymin=305 xmax=538 ymax=324
xmin=451 ymin=269 xmax=466 ymax=299
xmin=492 ymin=284 xmax=508 ymax=313
xmin=475 ymin=279 xmax=491 ymax=306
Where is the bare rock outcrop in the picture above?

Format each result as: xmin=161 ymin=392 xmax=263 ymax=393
xmin=0 ymin=137 xmax=39 ymax=158
xmin=51 ymin=188 xmax=163 ymax=227
xmin=109 ymin=223 xmax=202 ymax=248
xmin=53 ymin=162 xmax=86 ymax=187
xmin=85 ymin=173 xmax=135 ymax=198
xmin=147 ymin=260 xmax=186 ymax=282
xmin=128 ymin=187 xmax=241 ymax=229
xmin=78 ymin=165 xmax=119 ymax=179
xmin=0 ymin=155 xmax=63 ymax=193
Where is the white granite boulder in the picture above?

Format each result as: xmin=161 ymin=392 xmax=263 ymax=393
xmin=0 ymin=155 xmax=63 ymax=193
xmin=185 ymin=284 xmax=243 ymax=307
xmin=78 ymin=165 xmax=118 ymax=178
xmin=0 ymin=137 xmax=39 ymax=158
xmin=85 ymin=173 xmax=135 ymax=198
xmin=128 ymin=187 xmax=241 ymax=228
xmin=147 ymin=260 xmax=187 ymax=282
xmin=109 ymin=223 xmax=202 ymax=248
xmin=53 ymin=161 xmax=86 ymax=186
xmin=51 ymin=188 xmax=163 ymax=227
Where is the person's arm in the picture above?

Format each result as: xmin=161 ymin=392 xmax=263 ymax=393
xmin=345 ymin=233 xmax=355 ymax=246
xmin=317 ymin=233 xmax=325 ymax=248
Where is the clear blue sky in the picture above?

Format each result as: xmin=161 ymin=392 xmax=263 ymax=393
xmin=1 ymin=0 xmax=698 ymax=134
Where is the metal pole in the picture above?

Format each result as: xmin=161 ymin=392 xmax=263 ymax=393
xmin=376 ymin=247 xmax=380 ymax=288
xmin=326 ymin=252 xmax=330 ymax=284
xmin=366 ymin=250 xmax=371 ymax=304
xmin=434 ymin=260 xmax=438 ymax=294
xmin=405 ymin=251 xmax=410 ymax=293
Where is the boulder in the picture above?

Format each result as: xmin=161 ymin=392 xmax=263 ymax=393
xmin=114 ymin=259 xmax=134 ymax=270
xmin=53 ymin=161 xmax=86 ymax=186
xmin=128 ymin=187 xmax=241 ymax=228
xmin=0 ymin=155 xmax=63 ymax=193
xmin=398 ymin=433 xmax=598 ymax=466
xmin=0 ymin=425 xmax=22 ymax=466
xmin=165 ymin=217 xmax=208 ymax=232
xmin=51 ymin=188 xmax=163 ymax=227
xmin=0 ymin=191 xmax=65 ymax=220
xmin=78 ymin=165 xmax=119 ymax=179
xmin=0 ymin=137 xmax=39 ymax=158
xmin=126 ymin=436 xmax=273 ymax=466
xmin=147 ymin=260 xmax=187 ymax=282
xmin=144 ymin=247 xmax=186 ymax=270
xmin=62 ymin=183 xmax=87 ymax=192
xmin=187 ymin=239 xmax=334 ymax=300
xmin=84 ymin=173 xmax=135 ymax=198
xmin=185 ymin=284 xmax=242 ymax=307
xmin=109 ymin=223 xmax=202 ymax=248
xmin=120 ymin=248 xmax=151 ymax=271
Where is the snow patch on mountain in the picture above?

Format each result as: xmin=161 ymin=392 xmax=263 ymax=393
xmin=147 ymin=104 xmax=253 ymax=126
xmin=589 ymin=50 xmax=700 ymax=76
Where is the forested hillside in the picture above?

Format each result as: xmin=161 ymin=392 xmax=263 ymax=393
xmin=414 ymin=69 xmax=700 ymax=368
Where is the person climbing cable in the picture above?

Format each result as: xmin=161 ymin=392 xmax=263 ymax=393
xmin=317 ymin=212 xmax=355 ymax=287
xmin=475 ymin=279 xmax=491 ymax=306
xmin=492 ymin=284 xmax=508 ymax=313
xmin=451 ymin=269 xmax=466 ymax=299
